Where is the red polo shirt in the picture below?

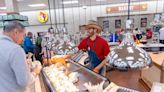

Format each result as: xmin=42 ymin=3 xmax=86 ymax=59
xmin=78 ymin=35 xmax=110 ymax=61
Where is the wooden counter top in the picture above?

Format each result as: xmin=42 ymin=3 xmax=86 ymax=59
xmin=149 ymin=52 xmax=164 ymax=67
xmin=140 ymin=52 xmax=164 ymax=89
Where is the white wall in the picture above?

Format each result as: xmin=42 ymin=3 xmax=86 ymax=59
xmin=1 ymin=0 xmax=164 ymax=35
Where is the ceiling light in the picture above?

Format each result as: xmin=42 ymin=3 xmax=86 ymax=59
xmin=17 ymin=0 xmax=24 ymax=2
xmin=63 ymin=0 xmax=78 ymax=4
xmin=82 ymin=6 xmax=87 ymax=9
xmin=28 ymin=4 xmax=46 ymax=7
xmin=96 ymin=0 xmax=105 ymax=1
xmin=0 ymin=7 xmax=7 ymax=10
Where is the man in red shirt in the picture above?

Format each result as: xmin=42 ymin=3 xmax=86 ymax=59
xmin=78 ymin=21 xmax=110 ymax=75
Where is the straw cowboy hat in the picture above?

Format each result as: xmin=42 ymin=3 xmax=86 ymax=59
xmin=86 ymin=20 xmax=103 ymax=33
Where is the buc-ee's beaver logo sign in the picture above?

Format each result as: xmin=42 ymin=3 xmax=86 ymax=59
xmin=37 ymin=11 xmax=48 ymax=23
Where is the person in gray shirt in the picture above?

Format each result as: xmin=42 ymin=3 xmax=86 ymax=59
xmin=0 ymin=21 xmax=41 ymax=92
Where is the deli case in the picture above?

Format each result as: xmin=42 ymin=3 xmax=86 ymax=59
xmin=37 ymin=51 xmax=140 ymax=92
xmin=41 ymin=60 xmax=109 ymax=92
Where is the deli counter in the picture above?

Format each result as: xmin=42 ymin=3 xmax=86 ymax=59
xmin=33 ymin=52 xmax=140 ymax=92
xmin=41 ymin=60 xmax=109 ymax=92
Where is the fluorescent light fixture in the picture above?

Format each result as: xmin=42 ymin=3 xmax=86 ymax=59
xmin=28 ymin=4 xmax=46 ymax=7
xmin=96 ymin=0 xmax=106 ymax=2
xmin=63 ymin=0 xmax=78 ymax=4
xmin=82 ymin=6 xmax=87 ymax=9
xmin=17 ymin=0 xmax=24 ymax=1
xmin=0 ymin=7 xmax=7 ymax=10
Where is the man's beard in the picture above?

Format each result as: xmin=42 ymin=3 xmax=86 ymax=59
xmin=88 ymin=31 xmax=95 ymax=37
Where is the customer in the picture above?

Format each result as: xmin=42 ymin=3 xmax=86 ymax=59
xmin=109 ymin=32 xmax=119 ymax=42
xmin=35 ymin=32 xmax=42 ymax=62
xmin=78 ymin=20 xmax=110 ymax=76
xmin=134 ymin=28 xmax=142 ymax=40
xmin=159 ymin=25 xmax=164 ymax=44
xmin=146 ymin=28 xmax=153 ymax=43
xmin=0 ymin=21 xmax=41 ymax=92
xmin=24 ymin=32 xmax=35 ymax=54
xmin=117 ymin=28 xmax=124 ymax=43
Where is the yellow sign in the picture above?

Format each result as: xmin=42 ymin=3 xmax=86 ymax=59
xmin=37 ymin=11 xmax=48 ymax=23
